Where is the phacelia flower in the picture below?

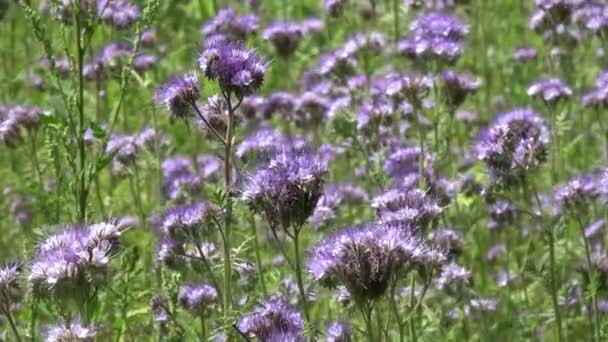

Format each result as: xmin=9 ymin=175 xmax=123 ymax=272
xmin=513 ymin=46 xmax=538 ymax=62
xmin=160 ymin=202 xmax=214 ymax=241
xmin=440 ymin=70 xmax=481 ymax=107
xmin=29 ymin=221 xmax=129 ymax=297
xmin=527 ymin=77 xmax=573 ymax=104
xmin=436 ymin=262 xmax=472 ymax=295
xmin=242 ymin=148 xmax=327 ymax=232
xmin=476 ymin=107 xmax=550 ymax=184
xmin=155 ymin=73 xmax=200 ymax=119
xmin=308 ymin=222 xmax=445 ymax=304
xmin=325 ymin=0 xmax=347 ymax=17
xmin=554 ymin=174 xmax=600 ymax=212
xmin=263 ymin=21 xmax=303 ymax=58
xmin=199 ymin=40 xmax=266 ymax=97
xmin=46 ymin=319 xmax=96 ymax=342
xmin=0 ymin=262 xmax=22 ymax=306
xmin=202 ymin=7 xmax=259 ymax=40
xmin=372 ymin=188 xmax=443 ymax=228
xmin=97 ymin=0 xmax=140 ymax=29
xmin=237 ymin=298 xmax=304 ymax=341
xmin=178 ymin=283 xmax=218 ymax=315
xmin=326 ymin=321 xmax=352 ymax=342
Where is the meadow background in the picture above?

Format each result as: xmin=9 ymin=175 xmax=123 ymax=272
xmin=0 ymin=0 xmax=607 ymax=341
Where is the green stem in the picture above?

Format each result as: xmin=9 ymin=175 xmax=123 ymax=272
xmin=75 ymin=6 xmax=88 ymax=223
xmin=200 ymin=315 xmax=206 ymax=341
xmin=576 ymin=216 xmax=601 ymax=341
xmin=222 ymin=94 xmax=235 ymax=335
xmin=249 ymin=214 xmax=268 ymax=298
xmin=408 ymin=274 xmax=418 ymax=342
xmin=293 ymin=229 xmax=311 ymax=325
xmin=3 ymin=305 xmax=22 ymax=342
xmin=389 ymin=286 xmax=405 ymax=342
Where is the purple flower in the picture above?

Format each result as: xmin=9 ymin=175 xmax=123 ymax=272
xmin=308 ymin=222 xmax=445 ymax=303
xmin=486 ymin=243 xmax=506 ymax=261
xmin=581 ymin=86 xmax=608 ymax=108
xmin=140 ymin=28 xmax=158 ymax=47
xmin=294 ymin=91 xmax=331 ymax=127
xmin=202 ymin=7 xmax=259 ymax=40
xmin=310 ymin=183 xmax=368 ymax=228
xmin=383 ymin=145 xmax=425 ymax=179
xmin=133 ymin=54 xmax=158 ymax=71
xmin=263 ymin=21 xmax=303 ymax=58
xmin=326 ymin=321 xmax=352 ymax=342
xmin=262 ymin=92 xmax=297 ymax=119
xmin=161 ymin=202 xmax=214 ymax=241
xmin=436 ymin=262 xmax=472 ymax=295
xmin=319 ymin=49 xmax=357 ymax=79
xmin=554 ymin=174 xmax=600 ymax=212
xmin=527 ymin=77 xmax=572 ymax=104
xmin=178 ymin=283 xmax=218 ymax=314
xmin=571 ymin=2 xmax=608 ymax=34
xmin=237 ymin=298 xmax=304 ymax=341
xmin=199 ymin=40 xmax=266 ymax=97
xmin=46 ymin=319 xmax=96 ymax=342
xmin=440 ymin=70 xmax=481 ymax=107
xmin=155 ymin=73 xmax=200 ymax=119
xmin=0 ymin=262 xmax=21 ymax=307
xmin=29 ymin=221 xmax=126 ymax=297
xmin=242 ymin=148 xmax=327 ymax=231
xmin=429 ymin=228 xmax=465 ymax=256
xmin=372 ymin=188 xmax=443 ymax=228
xmin=97 ymin=0 xmax=140 ymax=29
xmin=325 ymin=0 xmax=347 ymax=17
xmin=488 ymin=200 xmax=516 ymax=230
xmin=476 ymin=107 xmax=550 ymax=183
xmin=513 ymin=46 xmax=538 ymax=62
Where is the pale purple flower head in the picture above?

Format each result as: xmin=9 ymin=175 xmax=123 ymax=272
xmin=513 ymin=46 xmax=538 ymax=62
xmin=436 ymin=262 xmax=472 ymax=295
xmin=308 ymin=222 xmax=445 ymax=303
xmin=581 ymin=86 xmax=608 ymax=108
xmin=429 ymin=228 xmax=465 ymax=257
xmin=202 ymin=7 xmax=259 ymax=40
xmin=199 ymin=40 xmax=266 ymax=97
xmin=155 ymin=73 xmax=200 ymax=119
xmin=440 ymin=70 xmax=481 ymax=107
xmin=236 ymin=128 xmax=285 ymax=159
xmin=326 ymin=321 xmax=352 ymax=342
xmin=263 ymin=21 xmax=303 ymax=58
xmin=372 ymin=188 xmax=443 ymax=228
xmin=242 ymin=148 xmax=327 ymax=231
xmin=476 ymin=107 xmax=550 ymax=183
xmin=46 ymin=319 xmax=96 ymax=342
xmin=178 ymin=283 xmax=218 ymax=314
xmin=160 ymin=202 xmax=213 ymax=241
xmin=383 ymin=145 xmax=425 ymax=179
xmin=488 ymin=200 xmax=516 ymax=230
xmin=0 ymin=262 xmax=22 ymax=306
xmin=527 ymin=77 xmax=572 ymax=104
xmin=325 ymin=0 xmax=347 ymax=17
xmin=237 ymin=298 xmax=304 ymax=341
xmin=29 ymin=221 xmax=126 ymax=297
xmin=554 ymin=174 xmax=600 ymax=212
xmin=97 ymin=0 xmax=140 ymax=29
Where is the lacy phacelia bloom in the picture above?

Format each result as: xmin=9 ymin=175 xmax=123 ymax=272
xmin=429 ymin=228 xmax=465 ymax=256
xmin=263 ymin=21 xmax=303 ymax=58
xmin=0 ymin=262 xmax=21 ymax=306
xmin=202 ymin=7 xmax=258 ymax=40
xmin=436 ymin=262 xmax=472 ymax=295
xmin=527 ymin=77 xmax=572 ymax=104
xmin=178 ymin=283 xmax=218 ymax=315
xmin=372 ymin=188 xmax=443 ymax=228
xmin=199 ymin=40 xmax=266 ymax=97
xmin=155 ymin=73 xmax=200 ymax=119
xmin=476 ymin=107 xmax=549 ymax=183
xmin=325 ymin=0 xmax=347 ymax=17
xmin=308 ymin=223 xmax=445 ymax=304
xmin=310 ymin=183 xmax=368 ymax=228
xmin=513 ymin=46 xmax=538 ymax=62
xmin=160 ymin=202 xmax=214 ymax=242
xmin=237 ymin=298 xmax=304 ymax=341
xmin=28 ymin=221 xmax=131 ymax=297
xmin=242 ymin=149 xmax=327 ymax=231
xmin=326 ymin=321 xmax=352 ymax=342
xmin=554 ymin=174 xmax=600 ymax=212
xmin=488 ymin=200 xmax=516 ymax=230
xmin=46 ymin=319 xmax=96 ymax=342
xmin=97 ymin=0 xmax=140 ymax=29
xmin=398 ymin=12 xmax=468 ymax=62
xmin=440 ymin=70 xmax=481 ymax=107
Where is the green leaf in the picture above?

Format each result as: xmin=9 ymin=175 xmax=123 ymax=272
xmin=332 ymin=111 xmax=357 ymax=138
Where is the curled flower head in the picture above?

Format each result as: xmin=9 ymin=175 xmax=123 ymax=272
xmin=178 ymin=283 xmax=218 ymax=315
xmin=372 ymin=188 xmax=443 ymax=228
xmin=436 ymin=262 xmax=472 ymax=296
xmin=327 ymin=321 xmax=352 ymax=342
xmin=237 ymin=298 xmax=304 ymax=341
xmin=46 ymin=319 xmax=96 ymax=342
xmin=263 ymin=21 xmax=303 ymax=58
xmin=160 ymin=202 xmax=214 ymax=242
xmin=28 ymin=221 xmax=126 ymax=298
xmin=440 ymin=70 xmax=481 ymax=107
xmin=155 ymin=73 xmax=200 ymax=119
xmin=527 ymin=77 xmax=572 ymax=104
xmin=199 ymin=40 xmax=266 ymax=97
xmin=476 ymin=107 xmax=550 ymax=184
xmin=97 ymin=0 xmax=140 ymax=29
xmin=554 ymin=174 xmax=600 ymax=212
xmin=202 ymin=7 xmax=258 ymax=40
xmin=242 ymin=148 xmax=327 ymax=232
xmin=0 ymin=262 xmax=22 ymax=306
xmin=308 ymin=222 xmax=445 ymax=304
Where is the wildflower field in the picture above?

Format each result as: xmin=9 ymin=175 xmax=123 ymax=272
xmin=1 ymin=0 xmax=608 ymax=340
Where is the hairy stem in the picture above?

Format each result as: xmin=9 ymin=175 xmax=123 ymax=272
xmin=293 ymin=229 xmax=311 ymax=326
xmin=249 ymin=214 xmax=268 ymax=298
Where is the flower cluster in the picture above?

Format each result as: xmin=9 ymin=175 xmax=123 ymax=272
xmin=372 ymin=188 xmax=443 ymax=228
xmin=0 ymin=104 xmax=45 ymax=147
xmin=202 ymin=7 xmax=259 ymax=41
xmin=527 ymin=77 xmax=573 ymax=104
xmin=161 ymin=154 xmax=221 ymax=201
xmin=310 ymin=183 xmax=369 ymax=228
xmin=308 ymin=222 xmax=446 ymax=304
xmin=178 ymin=283 xmax=218 ymax=315
xmin=97 ymin=0 xmax=140 ymax=29
xmin=46 ymin=319 xmax=96 ymax=342
xmin=28 ymin=220 xmax=133 ymax=297
xmin=476 ymin=107 xmax=550 ymax=184
xmin=237 ymin=298 xmax=304 ymax=341
xmin=199 ymin=40 xmax=267 ymax=97
xmin=242 ymin=148 xmax=328 ymax=232
xmin=155 ymin=73 xmax=200 ymax=119
xmin=398 ymin=12 xmax=469 ymax=62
